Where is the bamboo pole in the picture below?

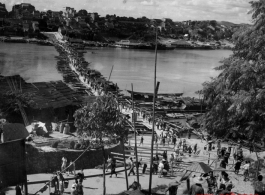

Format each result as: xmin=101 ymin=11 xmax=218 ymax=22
xmin=131 ymin=84 xmax=140 ymax=184
xmin=148 ymin=25 xmax=158 ymax=195
xmin=122 ymin=140 xmax=129 ymax=190
xmin=253 ymin=143 xmax=260 ymax=178
xmin=108 ymin=65 xmax=114 ymax=82
xmin=102 ymin=146 xmax=106 ymax=195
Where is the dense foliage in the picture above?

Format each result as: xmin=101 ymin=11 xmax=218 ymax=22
xmin=0 ymin=91 xmax=35 ymax=116
xmin=74 ymin=94 xmax=128 ymax=141
xmin=202 ymin=0 xmax=265 ymax=142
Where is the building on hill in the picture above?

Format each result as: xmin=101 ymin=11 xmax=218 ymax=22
xmin=52 ymin=11 xmax=61 ymax=18
xmin=0 ymin=3 xmax=8 ymax=18
xmin=78 ymin=9 xmax=87 ymax=16
xmin=32 ymin=10 xmax=40 ymax=19
xmin=22 ymin=22 xmax=30 ymax=32
xmin=79 ymin=21 xmax=89 ymax=29
xmin=63 ymin=7 xmax=76 ymax=18
xmin=22 ymin=9 xmax=33 ymax=20
xmin=75 ymin=16 xmax=86 ymax=23
xmin=12 ymin=3 xmax=35 ymax=19
xmin=88 ymin=12 xmax=99 ymax=22
xmin=32 ymin=21 xmax=39 ymax=32
xmin=105 ymin=21 xmax=114 ymax=29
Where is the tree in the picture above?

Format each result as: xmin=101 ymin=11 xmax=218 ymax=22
xmin=74 ymin=94 xmax=128 ymax=142
xmin=202 ymin=0 xmax=265 ymax=142
xmin=0 ymin=91 xmax=35 ymax=114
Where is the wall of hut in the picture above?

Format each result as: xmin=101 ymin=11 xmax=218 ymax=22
xmin=25 ymin=142 xmax=123 ymax=174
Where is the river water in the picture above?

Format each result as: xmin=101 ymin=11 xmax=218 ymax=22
xmin=0 ymin=43 xmax=232 ymax=97
xmin=85 ymin=48 xmax=232 ymax=97
xmin=0 ymin=43 xmax=62 ymax=82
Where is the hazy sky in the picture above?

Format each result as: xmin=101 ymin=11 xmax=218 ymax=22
xmin=3 ymin=0 xmax=252 ymax=24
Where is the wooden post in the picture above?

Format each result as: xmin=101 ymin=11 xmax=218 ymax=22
xmin=102 ymin=147 xmax=106 ymax=195
xmin=131 ymin=84 xmax=140 ymax=184
xmin=253 ymin=143 xmax=260 ymax=178
xmin=122 ymin=140 xmax=129 ymax=190
xmin=187 ymin=178 xmax=190 ymax=191
xmin=21 ymin=139 xmax=28 ymax=195
xmin=149 ymin=25 xmax=158 ymax=195
xmin=156 ymin=143 xmax=158 ymax=156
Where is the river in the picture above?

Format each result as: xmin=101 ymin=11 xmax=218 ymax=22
xmin=0 ymin=43 xmax=62 ymax=82
xmin=0 ymin=43 xmax=232 ymax=97
xmin=85 ymin=48 xmax=232 ymax=97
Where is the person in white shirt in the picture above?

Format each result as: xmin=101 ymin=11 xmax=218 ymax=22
xmin=158 ymin=160 xmax=165 ymax=178
xmin=106 ymin=156 xmax=112 ymax=172
xmin=220 ymin=172 xmax=233 ymax=189
xmin=243 ymin=161 xmax=250 ymax=181
xmin=61 ymin=157 xmax=67 ymax=173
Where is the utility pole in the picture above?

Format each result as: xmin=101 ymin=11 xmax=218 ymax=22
xmin=122 ymin=140 xmax=129 ymax=190
xmin=131 ymin=84 xmax=139 ymax=184
xmin=102 ymin=146 xmax=106 ymax=195
xmin=148 ymin=25 xmax=158 ymax=195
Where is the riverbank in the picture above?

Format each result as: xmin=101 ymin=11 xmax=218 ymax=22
xmin=0 ymin=33 xmax=234 ymax=50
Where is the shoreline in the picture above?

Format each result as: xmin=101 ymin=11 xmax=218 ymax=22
xmin=0 ymin=35 xmax=234 ymax=50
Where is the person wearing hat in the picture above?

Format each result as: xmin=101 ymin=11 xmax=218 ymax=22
xmin=189 ymin=176 xmax=205 ymax=195
xmin=165 ymin=181 xmax=180 ymax=195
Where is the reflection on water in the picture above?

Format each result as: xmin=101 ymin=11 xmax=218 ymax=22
xmin=0 ymin=43 xmax=62 ymax=82
xmin=85 ymin=48 xmax=232 ymax=97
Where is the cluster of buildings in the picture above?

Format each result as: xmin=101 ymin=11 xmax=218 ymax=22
xmin=0 ymin=2 xmax=242 ymax=42
xmin=0 ymin=2 xmax=100 ymax=38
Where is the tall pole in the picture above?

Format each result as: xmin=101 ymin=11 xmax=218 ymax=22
xmin=131 ymin=84 xmax=139 ymax=184
xmin=102 ymin=146 xmax=106 ymax=195
xmin=149 ymin=26 xmax=158 ymax=195
xmin=122 ymin=140 xmax=129 ymax=190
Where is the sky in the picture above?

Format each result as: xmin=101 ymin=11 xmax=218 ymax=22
xmin=2 ymin=0 xmax=252 ymax=24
